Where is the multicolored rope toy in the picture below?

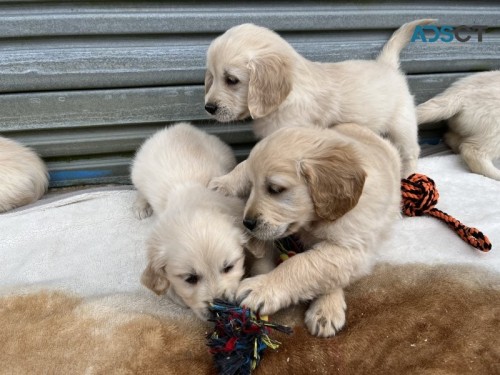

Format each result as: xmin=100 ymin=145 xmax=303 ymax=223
xmin=207 ymin=299 xmax=292 ymax=375
xmin=401 ymin=173 xmax=492 ymax=252
xmin=275 ymin=234 xmax=305 ymax=263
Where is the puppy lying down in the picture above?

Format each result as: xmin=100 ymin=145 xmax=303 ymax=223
xmin=236 ymin=123 xmax=402 ymax=337
xmin=131 ymin=123 xmax=267 ymax=320
xmin=0 ymin=136 xmax=48 ymax=213
xmin=417 ymin=71 xmax=500 ymax=181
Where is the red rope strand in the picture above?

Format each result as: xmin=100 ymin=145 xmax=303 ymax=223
xmin=401 ymin=174 xmax=492 ymax=252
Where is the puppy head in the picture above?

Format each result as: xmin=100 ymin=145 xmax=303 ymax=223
xmin=243 ymin=128 xmax=366 ymax=240
xmin=140 ymin=188 xmax=249 ymax=320
xmin=204 ymin=23 xmax=293 ymax=122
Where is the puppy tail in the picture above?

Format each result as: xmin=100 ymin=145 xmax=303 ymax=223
xmin=416 ymin=90 xmax=463 ymax=125
xmin=377 ymin=19 xmax=437 ymax=70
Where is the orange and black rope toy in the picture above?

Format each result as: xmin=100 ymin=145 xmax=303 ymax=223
xmin=401 ymin=173 xmax=492 ymax=252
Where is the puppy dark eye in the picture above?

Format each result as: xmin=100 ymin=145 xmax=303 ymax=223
xmin=225 ymin=76 xmax=239 ymax=85
xmin=223 ymin=264 xmax=234 ymax=273
xmin=185 ymin=274 xmax=199 ymax=285
xmin=267 ymin=184 xmax=286 ymax=195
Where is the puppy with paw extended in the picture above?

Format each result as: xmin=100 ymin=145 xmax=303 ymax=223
xmin=235 ymin=123 xmax=401 ymax=337
xmin=205 ymin=19 xmax=435 ymax=186
xmin=0 ymin=136 xmax=48 ymax=213
xmin=417 ymin=71 xmax=500 ymax=181
xmin=131 ymin=123 xmax=268 ymax=320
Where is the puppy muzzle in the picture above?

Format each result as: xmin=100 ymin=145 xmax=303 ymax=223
xmin=204 ymin=103 xmax=218 ymax=115
xmin=243 ymin=218 xmax=257 ymax=231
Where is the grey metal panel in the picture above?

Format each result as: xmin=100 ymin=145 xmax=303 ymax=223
xmin=7 ymin=122 xmax=256 ymax=158
xmin=0 ymin=1 xmax=499 ymax=37
xmin=0 ymin=73 xmax=470 ymax=135
xmin=1 ymin=33 xmax=499 ymax=93
xmin=0 ymin=36 xmax=209 ymax=93
xmin=0 ymin=86 xmax=207 ymax=131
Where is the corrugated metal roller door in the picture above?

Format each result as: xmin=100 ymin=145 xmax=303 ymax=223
xmin=0 ymin=1 xmax=499 ymax=187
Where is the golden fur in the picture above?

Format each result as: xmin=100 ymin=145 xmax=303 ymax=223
xmin=0 ymin=136 xmax=48 ymax=212
xmin=131 ymin=123 xmax=266 ymax=320
xmin=205 ymin=20 xmax=436 ymax=180
xmin=2 ymin=264 xmax=498 ymax=374
xmin=417 ymin=71 xmax=500 ymax=181
xmin=236 ymin=124 xmax=401 ymax=337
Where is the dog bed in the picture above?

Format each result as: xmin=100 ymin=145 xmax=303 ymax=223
xmin=1 ymin=155 xmax=499 ymax=374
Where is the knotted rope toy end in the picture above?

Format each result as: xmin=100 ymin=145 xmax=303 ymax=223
xmin=401 ymin=173 xmax=492 ymax=252
xmin=207 ymin=299 xmax=292 ymax=375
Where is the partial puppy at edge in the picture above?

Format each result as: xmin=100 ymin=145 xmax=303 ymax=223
xmin=0 ymin=136 xmax=48 ymax=213
xmin=131 ymin=123 xmax=271 ymax=320
xmin=417 ymin=71 xmax=500 ymax=181
xmin=235 ymin=123 xmax=402 ymax=337
xmin=205 ymin=18 xmax=435 ymax=197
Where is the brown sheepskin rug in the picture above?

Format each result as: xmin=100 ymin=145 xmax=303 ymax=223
xmin=1 ymin=264 xmax=499 ymax=375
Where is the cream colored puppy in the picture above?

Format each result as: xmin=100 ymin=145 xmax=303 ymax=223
xmin=205 ymin=19 xmax=435 ymax=186
xmin=132 ymin=123 xmax=266 ymax=320
xmin=131 ymin=122 xmax=236 ymax=219
xmin=0 ymin=136 xmax=48 ymax=212
xmin=236 ymin=124 xmax=401 ymax=337
xmin=417 ymin=71 xmax=500 ymax=181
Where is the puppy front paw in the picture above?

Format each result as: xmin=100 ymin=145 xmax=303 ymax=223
xmin=208 ymin=175 xmax=238 ymax=197
xmin=133 ymin=200 xmax=153 ymax=220
xmin=304 ymin=290 xmax=347 ymax=338
xmin=236 ymin=275 xmax=287 ymax=315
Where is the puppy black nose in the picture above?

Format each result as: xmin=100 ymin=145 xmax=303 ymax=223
xmin=205 ymin=103 xmax=218 ymax=115
xmin=243 ymin=218 xmax=257 ymax=231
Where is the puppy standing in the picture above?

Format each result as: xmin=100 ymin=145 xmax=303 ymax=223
xmin=235 ymin=124 xmax=401 ymax=337
xmin=417 ymin=71 xmax=500 ymax=181
xmin=205 ymin=19 xmax=435 ymax=192
xmin=0 ymin=136 xmax=48 ymax=212
xmin=131 ymin=123 xmax=268 ymax=320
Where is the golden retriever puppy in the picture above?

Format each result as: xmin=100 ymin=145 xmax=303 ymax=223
xmin=141 ymin=187 xmax=248 ymax=320
xmin=0 ymin=136 xmax=48 ymax=212
xmin=131 ymin=122 xmax=236 ymax=219
xmin=205 ymin=19 xmax=435 ymax=183
xmin=131 ymin=123 xmax=267 ymax=320
xmin=235 ymin=124 xmax=401 ymax=337
xmin=417 ymin=71 xmax=500 ymax=181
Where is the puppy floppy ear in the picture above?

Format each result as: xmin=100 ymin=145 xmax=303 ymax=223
xmin=140 ymin=237 xmax=170 ymax=295
xmin=204 ymin=70 xmax=214 ymax=95
xmin=247 ymin=53 xmax=292 ymax=118
xmin=298 ymin=146 xmax=366 ymax=221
